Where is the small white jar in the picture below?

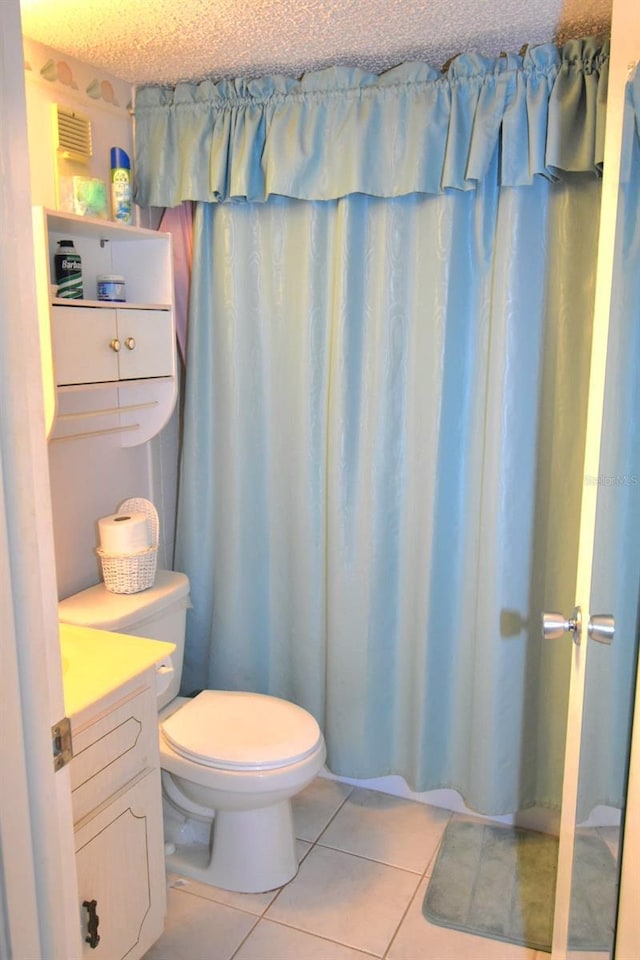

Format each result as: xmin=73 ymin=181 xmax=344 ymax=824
xmin=97 ymin=274 xmax=126 ymax=302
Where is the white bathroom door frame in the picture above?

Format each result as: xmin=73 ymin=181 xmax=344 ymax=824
xmin=0 ymin=1 xmax=80 ymax=956
xmin=550 ymin=2 xmax=640 ymax=957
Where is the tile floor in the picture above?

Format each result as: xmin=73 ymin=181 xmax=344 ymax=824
xmin=143 ymin=778 xmax=613 ymax=960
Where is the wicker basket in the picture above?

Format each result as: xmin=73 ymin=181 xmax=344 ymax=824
xmin=97 ymin=497 xmax=159 ymax=594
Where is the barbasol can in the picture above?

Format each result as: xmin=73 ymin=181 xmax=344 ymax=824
xmin=55 ymin=240 xmax=83 ymax=299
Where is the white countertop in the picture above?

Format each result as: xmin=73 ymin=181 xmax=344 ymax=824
xmin=60 ymin=623 xmax=175 ymax=717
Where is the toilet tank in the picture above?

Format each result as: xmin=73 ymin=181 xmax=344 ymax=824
xmin=58 ymin=570 xmax=190 ymax=708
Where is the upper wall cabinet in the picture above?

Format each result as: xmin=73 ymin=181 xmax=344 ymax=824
xmin=32 ymin=207 xmax=177 ymax=446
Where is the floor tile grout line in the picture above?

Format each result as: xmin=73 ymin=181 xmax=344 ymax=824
xmin=380 ymin=866 xmax=429 ymax=960
xmin=260 ymin=841 xmax=443 ymax=957
xmin=420 ymin=809 xmax=453 ymax=881
xmin=309 ymin=784 xmax=355 ymax=845
xmin=260 ymin=789 xmax=356 ymax=918
xmin=311 ymin=839 xmax=429 ymax=876
xmin=381 ymin=809 xmax=453 ymax=960
xmin=310 ymin=790 xmax=456 ymax=862
xmin=226 ymin=911 xmax=262 ymax=960
xmin=239 ymin=915 xmax=384 ymax=959
xmin=166 ymin=880 xmax=278 ymax=920
xmin=307 ymin=799 xmax=454 ymax=876
xmin=260 ymin=851 xmax=309 ymax=916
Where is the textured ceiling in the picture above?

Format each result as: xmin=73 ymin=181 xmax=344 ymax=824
xmin=20 ymin=0 xmax=612 ymax=87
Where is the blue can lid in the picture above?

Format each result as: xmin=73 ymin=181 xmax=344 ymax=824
xmin=110 ymin=146 xmax=130 ymax=170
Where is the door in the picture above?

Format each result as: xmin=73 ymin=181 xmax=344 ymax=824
xmin=116 ymin=308 xmax=174 ymax=379
xmin=1 ymin=0 xmax=81 ymax=956
xmin=550 ymin=12 xmax=640 ymax=958
xmin=52 ymin=304 xmax=120 ymax=383
xmin=75 ymin=771 xmax=166 ymax=960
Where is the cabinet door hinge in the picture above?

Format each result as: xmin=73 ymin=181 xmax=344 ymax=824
xmin=51 ymin=717 xmax=72 ymax=771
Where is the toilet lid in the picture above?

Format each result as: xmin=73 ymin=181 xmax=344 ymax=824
xmin=160 ymin=690 xmax=323 ymax=771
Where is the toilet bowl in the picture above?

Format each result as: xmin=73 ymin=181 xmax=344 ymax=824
xmin=159 ymin=691 xmax=325 ymax=891
xmin=58 ymin=571 xmax=326 ymax=893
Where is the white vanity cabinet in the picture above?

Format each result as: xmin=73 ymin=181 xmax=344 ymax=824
xmin=69 ymin=667 xmax=165 ymax=960
xmin=32 ymin=207 xmax=177 ymax=445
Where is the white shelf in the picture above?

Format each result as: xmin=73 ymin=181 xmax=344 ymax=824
xmin=52 ymin=298 xmax=171 ymax=311
xmin=43 ymin=207 xmax=170 ymax=242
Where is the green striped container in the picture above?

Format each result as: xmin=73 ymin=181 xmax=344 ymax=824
xmin=55 ymin=240 xmax=83 ymax=299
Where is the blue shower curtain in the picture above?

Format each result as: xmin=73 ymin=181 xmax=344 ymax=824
xmin=134 ymin=39 xmax=636 ymax=815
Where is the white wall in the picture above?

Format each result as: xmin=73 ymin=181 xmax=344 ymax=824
xmin=23 ymin=38 xmax=180 ymax=598
xmin=23 ymin=37 xmax=133 ymax=212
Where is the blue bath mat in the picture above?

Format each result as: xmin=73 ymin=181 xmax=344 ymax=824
xmin=423 ymin=820 xmax=617 ymax=952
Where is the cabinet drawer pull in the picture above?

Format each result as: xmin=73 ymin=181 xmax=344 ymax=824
xmin=124 ymin=337 xmax=136 ymax=351
xmin=83 ymin=899 xmax=100 ymax=949
xmin=110 ymin=338 xmax=121 ymax=352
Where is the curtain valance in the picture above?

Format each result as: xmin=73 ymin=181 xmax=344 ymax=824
xmin=134 ymin=37 xmax=609 ymax=207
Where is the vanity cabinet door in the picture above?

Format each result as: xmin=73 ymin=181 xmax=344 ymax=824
xmin=75 ymin=769 xmax=165 ymax=960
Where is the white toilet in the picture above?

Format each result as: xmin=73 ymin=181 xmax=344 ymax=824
xmin=58 ymin=570 xmax=326 ymax=893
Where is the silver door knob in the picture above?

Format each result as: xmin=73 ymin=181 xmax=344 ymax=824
xmin=588 ymin=614 xmax=614 ymax=645
xmin=541 ymin=607 xmax=582 ymax=644
xmin=124 ymin=337 xmax=136 ymax=350
xmin=109 ymin=338 xmax=121 ymax=352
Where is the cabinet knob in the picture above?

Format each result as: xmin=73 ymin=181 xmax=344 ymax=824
xmin=124 ymin=337 xmax=136 ymax=351
xmin=110 ymin=338 xmax=121 ymax=352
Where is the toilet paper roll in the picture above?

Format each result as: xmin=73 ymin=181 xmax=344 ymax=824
xmin=98 ymin=512 xmax=151 ymax=554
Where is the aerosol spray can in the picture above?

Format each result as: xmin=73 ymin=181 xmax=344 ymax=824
xmin=110 ymin=146 xmax=132 ymax=224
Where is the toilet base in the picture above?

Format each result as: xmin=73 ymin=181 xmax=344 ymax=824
xmin=165 ymin=799 xmax=298 ymax=893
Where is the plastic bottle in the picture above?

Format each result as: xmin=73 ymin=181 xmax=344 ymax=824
xmin=54 ymin=240 xmax=83 ymax=299
xmin=110 ymin=146 xmax=132 ymax=224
